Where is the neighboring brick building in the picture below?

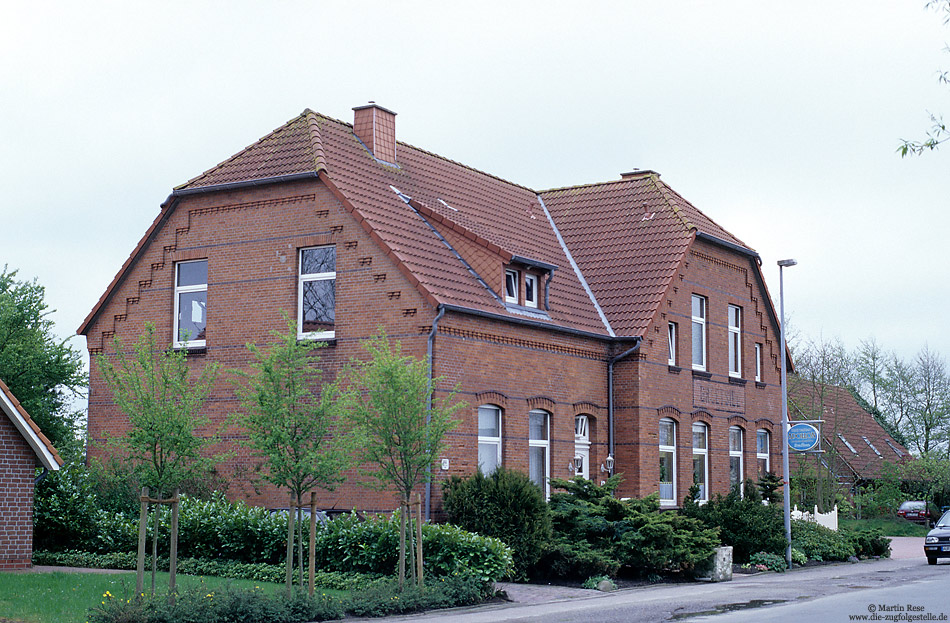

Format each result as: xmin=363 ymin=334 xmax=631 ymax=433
xmin=79 ymin=104 xmax=786 ymax=517
xmin=789 ymin=378 xmax=909 ymax=489
xmin=0 ymin=379 xmax=63 ymax=570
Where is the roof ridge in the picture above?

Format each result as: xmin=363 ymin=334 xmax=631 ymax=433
xmin=539 ymin=177 xmax=655 ymax=195
xmin=656 ymin=178 xmax=753 ymax=250
xmin=304 ymin=110 xmax=328 ymax=173
xmin=651 ymin=176 xmax=695 ymax=233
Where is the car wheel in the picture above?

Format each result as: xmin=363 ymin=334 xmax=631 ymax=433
xmin=928 ymin=557 xmax=937 ymax=566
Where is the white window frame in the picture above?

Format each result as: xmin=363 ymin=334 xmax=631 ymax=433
xmin=298 ymin=246 xmax=336 ymax=340
xmin=728 ymin=305 xmax=742 ymax=378
xmin=668 ymin=322 xmax=677 ymax=366
xmin=574 ymin=415 xmax=590 ymax=480
xmin=755 ymin=343 xmax=763 ymax=382
xmin=729 ymin=426 xmax=744 ymax=495
xmin=477 ymin=405 xmax=502 ymax=474
xmin=504 ymin=269 xmax=519 ymax=304
xmin=691 ymin=295 xmax=707 ymax=371
xmin=529 ymin=409 xmax=551 ymax=498
xmin=756 ymin=429 xmax=770 ymax=479
xmin=173 ymin=259 xmax=207 ymax=349
xmin=692 ymin=422 xmax=709 ymax=502
xmin=659 ymin=418 xmax=677 ymax=506
xmin=524 ymin=274 xmax=538 ymax=308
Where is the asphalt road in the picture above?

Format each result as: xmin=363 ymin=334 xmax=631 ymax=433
xmin=364 ymin=538 xmax=949 ymax=623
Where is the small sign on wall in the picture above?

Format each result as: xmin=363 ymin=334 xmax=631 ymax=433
xmin=787 ymin=421 xmax=822 ymax=453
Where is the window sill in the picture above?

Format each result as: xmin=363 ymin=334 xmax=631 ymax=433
xmin=728 ymin=377 xmax=747 ymax=385
xmin=668 ymin=365 xmax=681 ymax=374
xmin=691 ymin=370 xmax=712 ymax=379
xmin=297 ymin=337 xmax=337 ymax=348
xmin=173 ymin=346 xmax=206 ymax=356
xmin=755 ymin=381 xmax=767 ymax=389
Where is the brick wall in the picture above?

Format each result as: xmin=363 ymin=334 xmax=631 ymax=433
xmin=85 ymin=178 xmax=782 ymax=516
xmin=625 ymin=238 xmax=782 ymax=504
xmin=0 ymin=413 xmax=37 ymax=570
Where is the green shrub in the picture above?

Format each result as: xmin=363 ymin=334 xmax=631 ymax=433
xmin=442 ymin=467 xmax=551 ymax=580
xmin=680 ymin=486 xmax=785 ymax=563
xmin=345 ymin=574 xmax=492 ymax=617
xmin=843 ymin=527 xmax=891 ymax=558
xmin=88 ymin=586 xmax=344 ymax=623
xmin=581 ymin=575 xmax=615 ymax=590
xmin=534 ymin=476 xmax=719 ymax=579
xmin=33 ymin=463 xmax=101 ymax=552
xmin=749 ymin=551 xmax=786 ymax=573
xmin=791 ymin=520 xmax=855 ymax=561
xmin=791 ymin=548 xmax=808 ymax=566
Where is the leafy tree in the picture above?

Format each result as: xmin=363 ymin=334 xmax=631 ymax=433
xmin=98 ymin=323 xmax=221 ymax=497
xmin=341 ymin=329 xmax=463 ymax=588
xmin=233 ymin=319 xmax=348 ymax=592
xmin=854 ymin=337 xmax=887 ymax=412
xmin=0 ymin=266 xmax=85 ymax=459
xmin=904 ymin=346 xmax=950 ymax=455
xmin=899 ymin=0 xmax=950 ymax=156
xmin=880 ymin=353 xmax=917 ymax=446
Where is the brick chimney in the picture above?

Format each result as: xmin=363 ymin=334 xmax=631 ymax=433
xmin=353 ymin=102 xmax=397 ymax=165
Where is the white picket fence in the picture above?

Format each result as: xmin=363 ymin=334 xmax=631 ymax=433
xmin=791 ymin=504 xmax=838 ymax=531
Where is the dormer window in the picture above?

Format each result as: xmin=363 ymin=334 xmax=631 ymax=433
xmin=504 ymin=269 xmax=519 ymax=304
xmin=524 ymin=274 xmax=538 ymax=308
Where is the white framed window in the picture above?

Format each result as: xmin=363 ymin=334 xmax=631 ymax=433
xmin=659 ymin=418 xmax=677 ymax=505
xmin=174 ymin=259 xmax=208 ymax=348
xmin=477 ymin=405 xmax=502 ymax=474
xmin=504 ymin=269 xmax=519 ymax=304
xmin=692 ymin=422 xmax=708 ymax=502
xmin=691 ymin=295 xmax=706 ymax=371
xmin=756 ymin=429 xmax=770 ymax=479
xmin=298 ymin=246 xmax=336 ymax=339
xmin=729 ymin=426 xmax=744 ymax=494
xmin=755 ymin=343 xmax=763 ymax=382
xmin=574 ymin=415 xmax=590 ymax=480
xmin=524 ymin=274 xmax=538 ymax=308
xmin=668 ymin=322 xmax=677 ymax=366
xmin=728 ymin=305 xmax=742 ymax=377
xmin=529 ymin=409 xmax=550 ymax=498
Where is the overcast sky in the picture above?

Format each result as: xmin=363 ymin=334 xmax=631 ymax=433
xmin=2 ymin=1 xmax=948 ymax=383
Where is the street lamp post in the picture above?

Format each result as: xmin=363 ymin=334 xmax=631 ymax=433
xmin=778 ymin=258 xmax=797 ymax=570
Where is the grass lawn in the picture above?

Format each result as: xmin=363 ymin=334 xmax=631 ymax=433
xmin=0 ymin=570 xmax=346 ymax=623
xmin=841 ymin=517 xmax=930 ymax=537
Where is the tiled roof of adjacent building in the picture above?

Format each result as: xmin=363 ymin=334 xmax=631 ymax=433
xmin=81 ymin=107 xmax=763 ymax=340
xmin=0 ymin=378 xmax=63 ymax=471
xmin=788 ymin=378 xmax=909 ymax=481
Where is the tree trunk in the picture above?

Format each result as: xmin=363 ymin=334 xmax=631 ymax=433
xmin=398 ymin=499 xmax=407 ymax=590
xmin=169 ymin=489 xmax=179 ymax=605
xmin=151 ymin=502 xmax=159 ymax=595
xmin=136 ymin=487 xmax=148 ymax=598
xmin=309 ymin=492 xmax=316 ymax=596
xmin=286 ymin=492 xmax=295 ymax=594
xmin=415 ymin=493 xmax=424 ymax=589
xmin=297 ymin=493 xmax=304 ymax=588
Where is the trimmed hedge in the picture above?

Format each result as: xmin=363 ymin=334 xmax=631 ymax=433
xmin=791 ymin=519 xmax=855 ymax=561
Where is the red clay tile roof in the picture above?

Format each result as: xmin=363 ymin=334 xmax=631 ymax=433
xmin=540 ymin=174 xmax=755 ymax=336
xmin=0 ymin=378 xmax=63 ymax=470
xmin=81 ymin=108 xmax=763 ymax=341
xmin=788 ymin=378 xmax=909 ymax=481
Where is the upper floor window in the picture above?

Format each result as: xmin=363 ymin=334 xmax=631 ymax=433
xmin=692 ymin=422 xmax=709 ymax=502
xmin=298 ymin=246 xmax=336 ymax=340
xmin=691 ymin=295 xmax=706 ymax=371
xmin=529 ymin=409 xmax=551 ymax=498
xmin=659 ymin=418 xmax=676 ymax=505
xmin=755 ymin=343 xmax=763 ymax=382
xmin=729 ymin=426 xmax=744 ymax=494
xmin=174 ymin=259 xmax=207 ymax=348
xmin=728 ymin=305 xmax=742 ymax=377
xmin=668 ymin=322 xmax=677 ymax=366
xmin=524 ymin=274 xmax=538 ymax=308
xmin=477 ymin=405 xmax=502 ymax=475
xmin=504 ymin=269 xmax=519 ymax=304
xmin=756 ymin=429 xmax=770 ymax=478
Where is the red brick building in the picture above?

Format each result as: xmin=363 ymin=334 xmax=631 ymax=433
xmin=0 ymin=379 xmax=63 ymax=570
xmin=80 ymin=104 xmax=785 ymax=517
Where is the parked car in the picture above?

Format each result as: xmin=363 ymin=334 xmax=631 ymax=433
xmin=897 ymin=500 xmax=940 ymax=527
xmin=924 ymin=511 xmax=950 ymax=565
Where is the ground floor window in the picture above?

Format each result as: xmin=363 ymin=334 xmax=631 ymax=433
xmin=659 ymin=418 xmax=676 ymax=505
xmin=529 ymin=409 xmax=550 ymax=498
xmin=729 ymin=426 xmax=744 ymax=494
xmin=757 ymin=429 xmax=770 ymax=478
xmin=574 ymin=415 xmax=590 ymax=480
xmin=692 ymin=422 xmax=708 ymax=502
xmin=478 ymin=405 xmax=502 ymax=474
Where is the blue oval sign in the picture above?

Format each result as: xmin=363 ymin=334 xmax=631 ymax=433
xmin=788 ymin=423 xmax=819 ymax=452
